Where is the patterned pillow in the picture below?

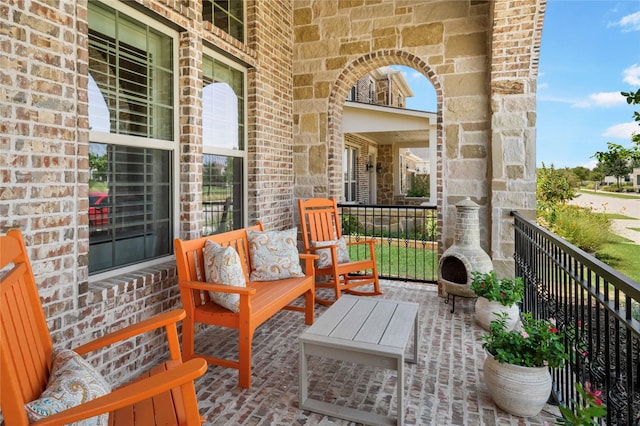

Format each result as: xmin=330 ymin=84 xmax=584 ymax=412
xmin=203 ymin=240 xmax=247 ymax=313
xmin=313 ymin=237 xmax=352 ymax=268
xmin=25 ymin=349 xmax=111 ymax=425
xmin=246 ymin=228 xmax=304 ymax=281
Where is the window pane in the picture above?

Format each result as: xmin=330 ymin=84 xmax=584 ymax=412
xmin=202 ymin=154 xmax=243 ymax=235
xmin=202 ymin=56 xmax=244 ymax=150
xmin=89 ymin=143 xmax=173 ymax=273
xmin=203 ymin=0 xmax=244 ymax=43
xmin=88 ymin=2 xmax=173 ymax=141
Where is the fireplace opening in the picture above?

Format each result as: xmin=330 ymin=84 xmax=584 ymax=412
xmin=440 ymin=256 xmax=467 ymax=284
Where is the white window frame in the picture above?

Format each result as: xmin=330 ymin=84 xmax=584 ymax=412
xmin=202 ymin=47 xmax=248 ymax=229
xmin=88 ymin=0 xmax=180 ymax=282
xmin=343 ymin=144 xmax=358 ymax=203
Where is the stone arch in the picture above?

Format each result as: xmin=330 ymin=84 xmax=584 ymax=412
xmin=326 ymin=50 xmax=443 ymax=208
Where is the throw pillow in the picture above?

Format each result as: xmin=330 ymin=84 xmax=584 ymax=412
xmin=246 ymin=228 xmax=304 ymax=281
xmin=203 ymin=240 xmax=247 ymax=313
xmin=25 ymin=349 xmax=111 ymax=425
xmin=313 ymin=237 xmax=352 ymax=268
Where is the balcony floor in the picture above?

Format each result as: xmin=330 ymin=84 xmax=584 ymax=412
xmin=193 ymin=280 xmax=559 ymax=425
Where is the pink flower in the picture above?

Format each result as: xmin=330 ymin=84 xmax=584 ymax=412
xmin=500 ymin=292 xmax=505 ymax=298
xmin=585 ymin=382 xmax=602 ymax=398
xmin=549 ymin=318 xmax=556 ymax=326
xmin=521 ymin=330 xmax=529 ymax=338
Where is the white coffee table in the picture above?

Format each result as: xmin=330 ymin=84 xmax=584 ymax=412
xmin=298 ymin=295 xmax=419 ymax=426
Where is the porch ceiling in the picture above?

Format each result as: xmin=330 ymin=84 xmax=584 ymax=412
xmin=343 ymin=101 xmax=436 ymax=145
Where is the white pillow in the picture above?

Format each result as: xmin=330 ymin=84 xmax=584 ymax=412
xmin=246 ymin=228 xmax=304 ymax=281
xmin=313 ymin=237 xmax=352 ymax=268
xmin=25 ymin=349 xmax=111 ymax=425
xmin=203 ymin=240 xmax=247 ymax=312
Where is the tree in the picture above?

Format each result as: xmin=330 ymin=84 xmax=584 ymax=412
xmin=621 ymin=89 xmax=640 ymax=144
xmin=591 ymin=90 xmax=640 ymax=189
xmin=537 ymin=163 xmax=576 ymax=206
xmin=592 ymin=143 xmax=633 ymax=189
xmin=571 ymin=166 xmax=590 ymax=186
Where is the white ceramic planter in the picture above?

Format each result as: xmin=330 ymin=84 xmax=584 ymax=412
xmin=474 ymin=297 xmax=520 ymax=331
xmin=483 ymin=352 xmax=552 ymax=417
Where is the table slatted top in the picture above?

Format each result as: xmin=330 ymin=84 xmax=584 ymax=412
xmin=301 ymin=296 xmax=419 ymax=352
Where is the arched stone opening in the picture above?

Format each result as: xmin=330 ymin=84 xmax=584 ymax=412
xmin=325 ymin=50 xmax=445 ymax=250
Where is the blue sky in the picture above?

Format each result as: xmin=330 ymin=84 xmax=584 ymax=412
xmin=396 ymin=1 xmax=640 ymax=170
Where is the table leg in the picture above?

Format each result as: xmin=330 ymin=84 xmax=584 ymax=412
xmin=299 ymin=341 xmax=308 ymax=407
xmin=397 ymin=355 xmax=404 ymax=426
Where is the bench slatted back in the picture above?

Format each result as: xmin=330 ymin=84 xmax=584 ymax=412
xmin=1 ymin=230 xmax=53 ymax=425
xmin=174 ymin=223 xmax=263 ymax=304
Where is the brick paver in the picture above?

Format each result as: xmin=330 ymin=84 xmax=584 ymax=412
xmin=194 ymin=281 xmax=559 ymax=425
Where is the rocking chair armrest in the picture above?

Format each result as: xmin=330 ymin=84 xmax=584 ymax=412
xmin=346 ymin=238 xmax=377 ymax=247
xmin=31 ymin=358 xmax=208 ymax=426
xmin=179 ymin=279 xmax=258 ymax=295
xmin=73 ymin=309 xmax=187 ymax=356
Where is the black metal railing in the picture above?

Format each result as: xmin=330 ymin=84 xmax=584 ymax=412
xmin=512 ymin=211 xmax=640 ymax=425
xmin=337 ymin=203 xmax=438 ymax=283
xmin=203 ymin=198 xmax=232 ymax=236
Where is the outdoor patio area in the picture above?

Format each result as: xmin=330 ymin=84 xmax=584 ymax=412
xmin=192 ymin=280 xmax=559 ymax=425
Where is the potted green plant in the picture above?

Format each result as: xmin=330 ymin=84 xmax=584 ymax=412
xmin=482 ymin=312 xmax=568 ymax=417
xmin=470 ymin=271 xmax=524 ymax=331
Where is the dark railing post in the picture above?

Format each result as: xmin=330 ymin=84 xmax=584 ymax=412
xmin=512 ymin=211 xmax=640 ymax=425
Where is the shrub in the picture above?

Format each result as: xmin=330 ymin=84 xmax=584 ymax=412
xmin=550 ymin=205 xmax=611 ymax=253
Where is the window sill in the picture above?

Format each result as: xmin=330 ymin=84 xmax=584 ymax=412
xmin=80 ymin=261 xmax=177 ymax=307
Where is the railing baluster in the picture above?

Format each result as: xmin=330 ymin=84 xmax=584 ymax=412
xmin=511 ymin=211 xmax=640 ymax=425
xmin=337 ymin=203 xmax=438 ymax=283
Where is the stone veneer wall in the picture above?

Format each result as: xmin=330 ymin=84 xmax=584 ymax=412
xmin=1 ymin=0 xmax=296 ymax=386
xmin=292 ymin=0 xmax=545 ymax=285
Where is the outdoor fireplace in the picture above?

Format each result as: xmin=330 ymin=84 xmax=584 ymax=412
xmin=438 ymin=198 xmax=493 ymax=312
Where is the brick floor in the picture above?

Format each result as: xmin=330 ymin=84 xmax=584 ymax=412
xmin=193 ymin=280 xmax=559 ymax=425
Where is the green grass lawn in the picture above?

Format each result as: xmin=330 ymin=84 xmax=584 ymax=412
xmin=596 ymin=234 xmax=640 ymax=283
xmin=349 ymin=243 xmax=438 ymax=281
xmin=603 ymin=213 xmax=637 ymax=220
xmin=578 ymin=189 xmax=640 ymax=200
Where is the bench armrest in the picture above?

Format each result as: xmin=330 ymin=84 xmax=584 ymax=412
xmin=73 ymin=309 xmax=187 ymax=357
xmin=298 ymin=253 xmax=318 ymax=277
xmin=31 ymin=359 xmax=208 ymax=426
xmin=179 ymin=279 xmax=258 ymax=295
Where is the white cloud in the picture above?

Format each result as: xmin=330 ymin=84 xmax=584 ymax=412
xmin=537 ymin=82 xmax=549 ymax=90
xmin=537 ymin=94 xmax=575 ymax=104
xmin=612 ymin=11 xmax=640 ymax=31
xmin=581 ymin=160 xmax=599 ymax=170
xmin=601 ymin=122 xmax=639 ymax=139
xmin=573 ymin=92 xmax=626 ymax=108
xmin=623 ymin=64 xmax=640 ymax=86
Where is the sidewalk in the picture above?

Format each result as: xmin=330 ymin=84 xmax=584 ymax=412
xmin=569 ymin=190 xmax=640 ymax=245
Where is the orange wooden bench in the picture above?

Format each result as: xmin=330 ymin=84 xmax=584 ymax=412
xmin=0 ymin=229 xmax=208 ymax=425
xmin=174 ymin=223 xmax=316 ymax=389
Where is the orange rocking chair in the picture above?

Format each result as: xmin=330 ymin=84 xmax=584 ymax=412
xmin=298 ymin=197 xmax=382 ymax=305
xmin=0 ymin=229 xmax=207 ymax=425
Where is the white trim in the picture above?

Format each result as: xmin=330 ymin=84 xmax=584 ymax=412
xmin=202 ymin=47 xmax=248 ymax=228
xmin=88 ymin=1 xmax=180 ymax=279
